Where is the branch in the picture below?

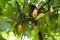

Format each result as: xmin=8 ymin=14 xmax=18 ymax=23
xmin=38 ymin=31 xmax=43 ymax=40
xmin=15 ymin=1 xmax=21 ymax=14
xmin=41 ymin=2 xmax=50 ymax=13
xmin=52 ymin=6 xmax=60 ymax=8
xmin=29 ymin=4 xmax=37 ymax=23
xmin=38 ymin=0 xmax=51 ymax=14
xmin=15 ymin=1 xmax=25 ymax=24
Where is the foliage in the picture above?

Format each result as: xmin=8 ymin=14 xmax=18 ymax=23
xmin=0 ymin=0 xmax=60 ymax=40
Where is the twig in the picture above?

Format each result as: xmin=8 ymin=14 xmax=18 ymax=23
xmin=38 ymin=31 xmax=43 ymax=40
xmin=15 ymin=1 xmax=25 ymax=24
xmin=29 ymin=4 xmax=37 ymax=23
xmin=15 ymin=1 xmax=21 ymax=14
xmin=38 ymin=0 xmax=51 ymax=14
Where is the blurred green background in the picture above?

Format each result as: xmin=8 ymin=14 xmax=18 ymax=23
xmin=0 ymin=0 xmax=60 ymax=40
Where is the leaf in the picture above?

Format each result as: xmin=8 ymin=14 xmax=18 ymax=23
xmin=0 ymin=35 xmax=6 ymax=40
xmin=54 ymin=0 xmax=60 ymax=6
xmin=23 ymin=23 xmax=31 ymax=33
xmin=36 ymin=13 xmax=45 ymax=20
xmin=0 ymin=0 xmax=11 ymax=8
xmin=0 ymin=20 xmax=11 ymax=32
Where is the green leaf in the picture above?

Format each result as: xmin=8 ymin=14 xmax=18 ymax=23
xmin=0 ymin=0 xmax=11 ymax=8
xmin=54 ymin=0 xmax=60 ymax=6
xmin=0 ymin=35 xmax=6 ymax=40
xmin=36 ymin=13 xmax=45 ymax=20
xmin=0 ymin=20 xmax=11 ymax=32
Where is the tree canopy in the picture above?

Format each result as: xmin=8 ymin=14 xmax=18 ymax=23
xmin=0 ymin=0 xmax=60 ymax=40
